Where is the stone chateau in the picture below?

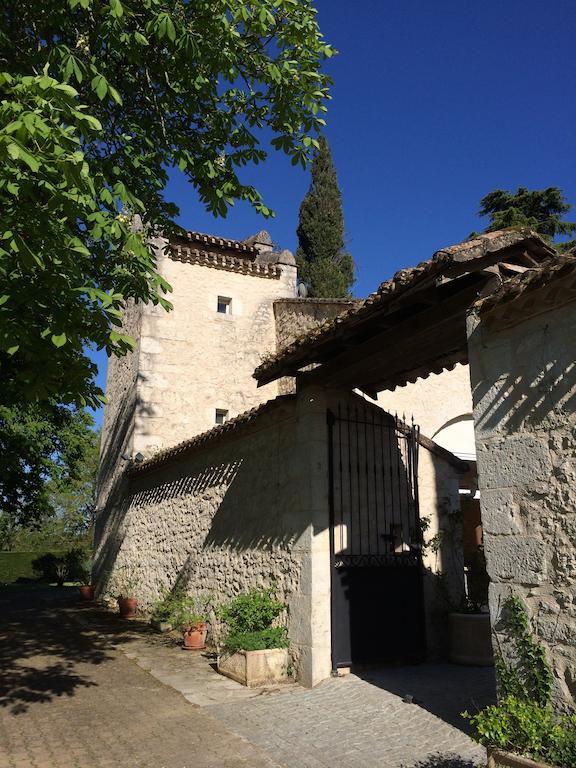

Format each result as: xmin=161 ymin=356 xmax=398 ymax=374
xmin=95 ymin=226 xmax=576 ymax=705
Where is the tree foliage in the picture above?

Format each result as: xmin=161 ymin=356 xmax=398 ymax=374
xmin=0 ymin=0 xmax=334 ymax=407
xmin=0 ymin=402 xmax=97 ymax=546
xmin=296 ymin=135 xmax=354 ymax=297
xmin=474 ymin=186 xmax=576 ymax=250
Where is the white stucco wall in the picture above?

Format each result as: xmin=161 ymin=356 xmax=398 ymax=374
xmin=374 ymin=363 xmax=476 ymax=460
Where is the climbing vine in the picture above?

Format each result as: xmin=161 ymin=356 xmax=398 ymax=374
xmin=494 ymin=593 xmax=554 ymax=706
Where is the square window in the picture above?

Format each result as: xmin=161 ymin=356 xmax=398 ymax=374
xmin=217 ymin=296 xmax=232 ymax=314
xmin=215 ymin=409 xmax=229 ymax=425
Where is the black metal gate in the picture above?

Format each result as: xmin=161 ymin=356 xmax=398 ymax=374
xmin=327 ymin=402 xmax=426 ymax=670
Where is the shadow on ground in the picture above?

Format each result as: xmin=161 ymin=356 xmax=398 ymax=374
xmin=355 ymin=662 xmax=496 ymax=736
xmin=410 ymin=755 xmax=480 ymax=768
xmin=0 ymin=585 xmax=138 ymax=715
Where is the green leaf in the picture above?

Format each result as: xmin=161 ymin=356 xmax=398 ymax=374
xmin=51 ymin=333 xmax=67 ymax=348
xmin=134 ymin=31 xmax=149 ymax=45
xmin=91 ymin=74 xmax=108 ymax=100
xmin=77 ymin=112 xmax=102 ymax=131
xmin=157 ymin=12 xmax=176 ymax=42
xmin=109 ymin=0 xmax=123 ymax=18
xmin=108 ymin=84 xmax=122 ymax=105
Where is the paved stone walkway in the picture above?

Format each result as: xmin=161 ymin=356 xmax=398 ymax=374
xmin=207 ymin=665 xmax=495 ymax=768
xmin=0 ymin=587 xmax=279 ymax=768
xmin=0 ymin=588 xmax=496 ymax=768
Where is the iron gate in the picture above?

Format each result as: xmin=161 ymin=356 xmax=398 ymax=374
xmin=327 ymin=402 xmax=426 ymax=669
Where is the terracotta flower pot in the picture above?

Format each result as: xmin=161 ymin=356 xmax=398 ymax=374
xmin=182 ymin=622 xmax=208 ymax=650
xmin=118 ymin=597 xmax=138 ymax=619
xmin=79 ymin=585 xmax=95 ymax=601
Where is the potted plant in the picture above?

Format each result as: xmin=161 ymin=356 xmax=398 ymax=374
xmin=78 ymin=564 xmax=94 ymax=601
xmin=449 ymin=598 xmax=493 ymax=666
xmin=217 ymin=588 xmax=289 ymax=687
xmin=465 ymin=594 xmax=576 ymax=768
xmin=449 ymin=546 xmax=492 ymax=665
xmin=109 ymin=566 xmax=139 ymax=618
xmin=150 ymin=588 xmax=178 ymax=632
xmin=425 ymin=519 xmax=493 ymax=666
xmin=171 ymin=594 xmax=209 ymax=650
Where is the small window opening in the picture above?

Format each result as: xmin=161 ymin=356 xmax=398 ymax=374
xmin=215 ymin=409 xmax=229 ymax=425
xmin=217 ymin=296 xmax=232 ymax=314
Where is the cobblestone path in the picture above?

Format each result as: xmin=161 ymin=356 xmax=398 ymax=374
xmin=0 ymin=588 xmax=279 ymax=768
xmin=0 ymin=588 xmax=495 ymax=768
xmin=207 ymin=665 xmax=496 ymax=768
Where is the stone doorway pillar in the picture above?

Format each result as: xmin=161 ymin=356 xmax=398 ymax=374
xmin=466 ymin=300 xmax=576 ymax=709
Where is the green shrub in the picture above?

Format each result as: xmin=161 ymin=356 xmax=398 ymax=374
xmin=548 ymin=716 xmax=576 ymax=767
xmin=465 ymin=594 xmax=576 ymax=767
xmin=151 ymin=589 xmax=208 ymax=630
xmin=151 ymin=589 xmax=181 ymax=623
xmin=219 ymin=588 xmax=287 ymax=651
xmin=32 ymin=548 xmax=89 ymax=585
xmin=219 ymin=588 xmax=285 ymax=633
xmin=225 ymin=627 xmax=288 ymax=653
xmin=32 ymin=552 xmax=63 ymax=583
xmin=465 ymin=696 xmax=561 ymax=759
xmin=64 ymin=548 xmax=90 ymax=583
xmin=467 ymin=698 xmax=576 ymax=767
xmin=170 ymin=594 xmax=208 ymax=632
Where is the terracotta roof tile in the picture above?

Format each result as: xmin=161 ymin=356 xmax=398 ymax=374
xmin=179 ymin=230 xmax=258 ymax=256
xmin=254 ymin=228 xmax=553 ymax=384
xmin=475 ymin=253 xmax=576 ymax=316
xmin=130 ymin=395 xmax=296 ymax=476
xmin=170 ymin=244 xmax=282 ymax=279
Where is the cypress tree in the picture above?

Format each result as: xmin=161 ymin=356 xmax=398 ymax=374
xmin=296 ymin=136 xmax=354 ymax=297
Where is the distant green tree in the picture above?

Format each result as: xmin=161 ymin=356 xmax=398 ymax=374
xmin=45 ymin=426 xmax=100 ymax=544
xmin=473 ymin=186 xmax=576 ymax=250
xmin=0 ymin=402 xmax=96 ymax=543
xmin=296 ymin=136 xmax=354 ymax=297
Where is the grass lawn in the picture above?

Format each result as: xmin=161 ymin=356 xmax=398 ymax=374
xmin=0 ymin=550 xmax=67 ymax=585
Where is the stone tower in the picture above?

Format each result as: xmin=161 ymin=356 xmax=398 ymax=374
xmin=96 ymin=229 xmax=297 ymax=512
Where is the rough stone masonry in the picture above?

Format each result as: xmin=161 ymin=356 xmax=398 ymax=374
xmin=468 ymin=296 xmax=576 ymax=709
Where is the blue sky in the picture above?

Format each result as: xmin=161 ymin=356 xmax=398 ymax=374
xmin=90 ymin=0 xmax=576 ymax=425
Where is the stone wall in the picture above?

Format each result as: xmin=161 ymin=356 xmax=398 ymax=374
xmin=133 ymin=238 xmax=297 ymax=457
xmin=95 ymin=385 xmax=465 ymax=683
xmin=96 ymin=298 xmax=143 ymax=511
xmin=274 ymin=298 xmax=358 ymax=351
xmin=274 ymin=299 xmax=358 ymax=396
xmin=94 ymin=392 xmax=333 ymax=686
xmin=468 ymin=299 xmax=576 ymax=709
xmin=97 ymin=236 xmax=298 ymax=517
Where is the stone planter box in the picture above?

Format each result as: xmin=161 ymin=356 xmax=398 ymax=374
xmin=450 ymin=612 xmax=494 ymax=666
xmin=487 ymin=748 xmax=557 ymax=768
xmin=218 ymin=648 xmax=289 ymax=687
xmin=151 ymin=619 xmax=172 ymax=633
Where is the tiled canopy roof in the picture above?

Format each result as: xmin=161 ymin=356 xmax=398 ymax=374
xmin=254 ymin=228 xmax=555 ymax=387
xmin=273 ymin=297 xmax=362 ymax=306
xmin=475 ymin=252 xmax=576 ymax=324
